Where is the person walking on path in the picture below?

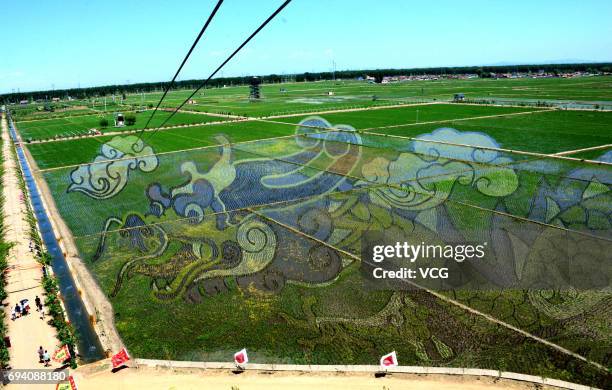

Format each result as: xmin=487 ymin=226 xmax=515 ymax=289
xmin=37 ymin=346 xmax=44 ymax=363
xmin=20 ymin=298 xmax=29 ymax=316
xmin=42 ymin=350 xmax=51 ymax=367
xmin=35 ymin=295 xmax=45 ymax=318
xmin=14 ymin=302 xmax=21 ymax=318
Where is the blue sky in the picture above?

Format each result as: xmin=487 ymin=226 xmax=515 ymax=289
xmin=1 ymin=0 xmax=611 ymax=93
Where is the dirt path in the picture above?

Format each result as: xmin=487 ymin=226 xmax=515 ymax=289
xmin=15 ymin=118 xmax=125 ymax=357
xmin=1 ymin=114 xmax=59 ymax=389
xmin=260 ymin=100 xmax=437 ymax=119
xmin=357 ymin=107 xmax=553 ymax=131
xmin=69 ymin=361 xmax=563 ymax=390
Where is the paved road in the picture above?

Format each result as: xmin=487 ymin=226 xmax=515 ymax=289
xmin=2 ymin=114 xmax=58 ymax=389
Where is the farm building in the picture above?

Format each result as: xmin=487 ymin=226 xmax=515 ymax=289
xmin=249 ymin=77 xmax=261 ymax=99
xmin=114 ymin=112 xmax=125 ymax=127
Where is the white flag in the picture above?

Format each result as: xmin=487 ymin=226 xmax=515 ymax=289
xmin=234 ymin=348 xmax=249 ymax=365
xmin=380 ymin=351 xmax=398 ymax=368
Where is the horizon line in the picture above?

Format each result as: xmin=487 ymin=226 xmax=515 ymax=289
xmin=2 ymin=60 xmax=611 ymax=97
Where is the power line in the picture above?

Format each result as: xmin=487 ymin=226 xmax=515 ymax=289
xmin=137 ymin=0 xmax=225 ymax=138
xmin=142 ymin=0 xmax=293 ymax=143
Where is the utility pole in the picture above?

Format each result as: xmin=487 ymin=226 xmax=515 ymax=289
xmin=332 ymin=60 xmax=336 ymax=81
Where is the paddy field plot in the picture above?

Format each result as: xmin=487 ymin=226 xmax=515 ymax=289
xmin=25 ymin=120 xmax=296 ymax=169
xmin=13 ymin=78 xmax=612 ymax=388
xmin=25 ymin=103 xmax=612 ymax=169
xmin=15 ymin=110 xmax=227 ymax=141
xmin=274 ymin=105 xmax=612 ymax=154
xmin=9 ymin=104 xmax=98 ymax=121
xmin=116 ymin=76 xmax=612 ymax=118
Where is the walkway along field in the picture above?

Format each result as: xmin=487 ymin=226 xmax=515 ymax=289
xmin=68 ymin=358 xmax=596 ymax=390
xmin=9 ymin=113 xmax=124 ymax=358
xmin=1 ymin=113 xmax=58 ymax=389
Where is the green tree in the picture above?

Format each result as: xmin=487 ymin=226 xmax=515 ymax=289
xmin=125 ymin=114 xmax=136 ymax=126
xmin=99 ymin=118 xmax=109 ymax=128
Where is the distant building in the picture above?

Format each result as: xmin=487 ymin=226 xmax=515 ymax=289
xmin=249 ymin=77 xmax=261 ymax=100
xmin=52 ymin=97 xmax=60 ymax=102
xmin=453 ymin=93 xmax=465 ymax=102
xmin=114 ymin=113 xmax=125 ymax=127
xmin=187 ymin=99 xmax=197 ymax=105
xmin=19 ymin=100 xmax=29 ymax=105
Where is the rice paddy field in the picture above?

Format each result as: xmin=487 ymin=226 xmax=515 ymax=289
xmin=10 ymin=76 xmax=612 ymax=388
xmin=125 ymin=76 xmax=612 ymax=116
xmin=16 ymin=110 xmax=227 ymax=141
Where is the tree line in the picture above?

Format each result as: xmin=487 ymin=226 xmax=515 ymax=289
xmin=2 ymin=62 xmax=611 ymax=103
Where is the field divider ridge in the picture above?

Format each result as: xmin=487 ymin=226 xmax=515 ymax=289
xmin=357 ymin=107 xmax=553 ymax=132
xmin=550 ymin=143 xmax=612 ymax=156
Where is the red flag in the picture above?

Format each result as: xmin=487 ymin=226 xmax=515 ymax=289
xmin=56 ymin=375 xmax=77 ymax=390
xmin=111 ymin=348 xmax=130 ymax=368
xmin=380 ymin=351 xmax=398 ymax=368
xmin=234 ymin=348 xmax=248 ymax=365
xmin=52 ymin=345 xmax=71 ymax=363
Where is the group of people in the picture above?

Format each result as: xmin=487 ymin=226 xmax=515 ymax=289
xmin=37 ymin=346 xmax=51 ymax=367
xmin=11 ymin=295 xmax=44 ymax=320
xmin=29 ymin=240 xmax=42 ymax=258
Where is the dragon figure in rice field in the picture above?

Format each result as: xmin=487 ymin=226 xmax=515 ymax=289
xmin=67 ymin=117 xmax=612 ymax=364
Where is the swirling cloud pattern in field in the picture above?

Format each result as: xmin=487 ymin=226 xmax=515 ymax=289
xmin=68 ymin=135 xmax=158 ymax=199
xmin=362 ymin=128 xmax=519 ymax=210
xmin=412 ymin=128 xmax=518 ymax=197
